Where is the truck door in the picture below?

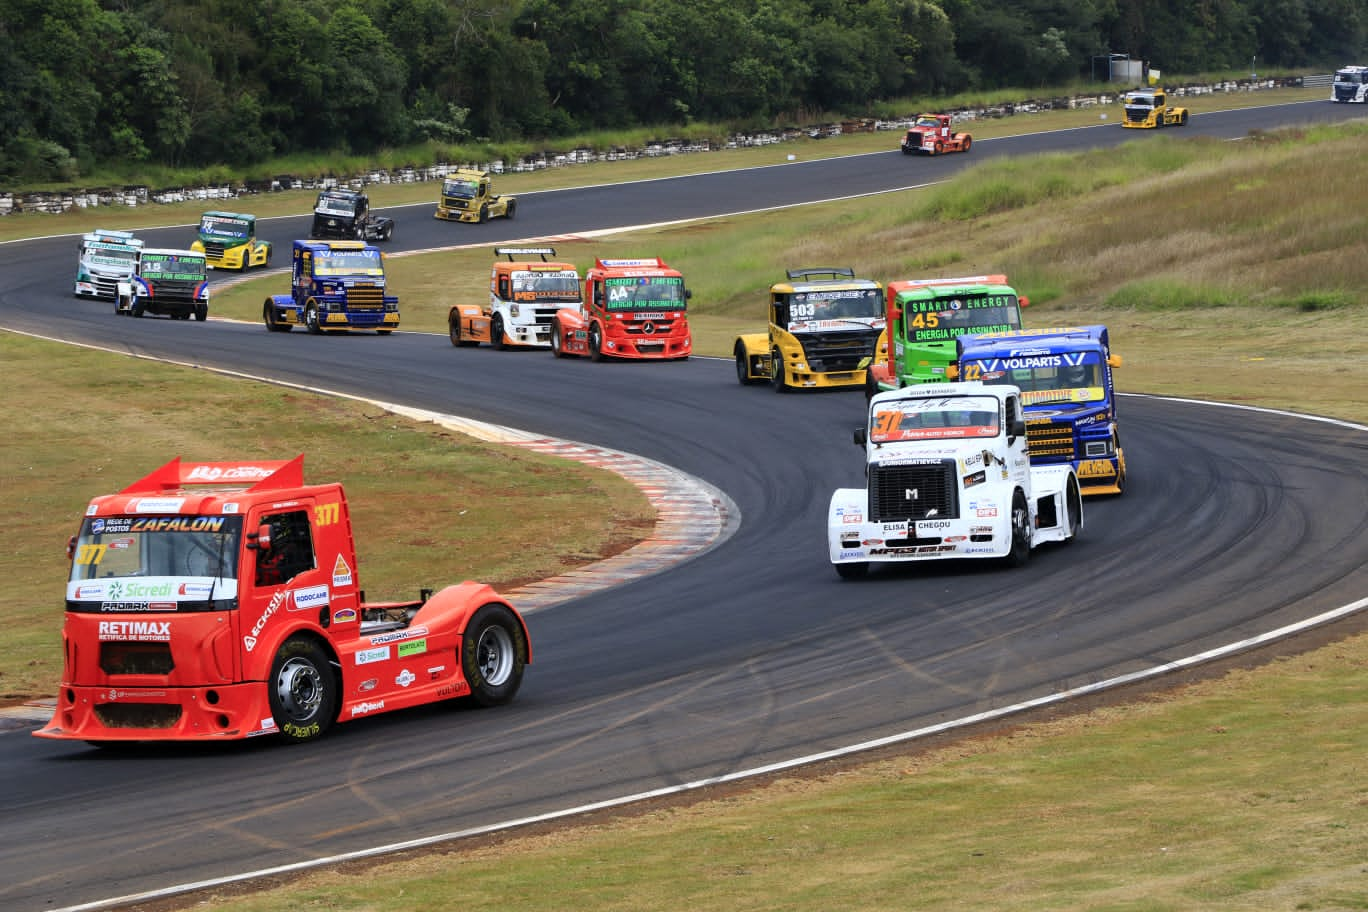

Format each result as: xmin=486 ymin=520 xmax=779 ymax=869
xmin=239 ymin=504 xmax=329 ymax=669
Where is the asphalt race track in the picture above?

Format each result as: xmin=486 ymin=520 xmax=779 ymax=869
xmin=3 ymin=100 xmax=1368 ymax=912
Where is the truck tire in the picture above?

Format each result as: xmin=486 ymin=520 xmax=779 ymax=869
xmin=770 ymin=348 xmax=788 ymax=392
xmin=1004 ymin=490 xmax=1031 ymax=567
xmin=382 ymin=222 xmax=393 ymax=241
xmin=551 ymin=320 xmax=569 ymax=358
xmin=305 ymin=301 xmax=322 ymax=334
xmin=194 ymin=302 xmax=207 ymax=322
xmin=264 ymin=301 xmax=291 ymax=332
xmin=1065 ymin=477 xmax=1083 ymax=542
xmin=478 ymin=204 xmax=489 ymax=224
xmin=835 ymin=562 xmax=869 ymax=580
xmin=505 ymin=200 xmax=516 ymax=219
xmin=734 ymin=343 xmax=758 ymax=385
xmin=131 ymin=299 xmax=145 ymax=318
xmin=490 ymin=314 xmax=506 ymax=351
xmin=589 ymin=324 xmax=604 ymax=362
xmin=1179 ymin=110 xmax=1189 ymax=126
xmin=962 ymin=136 xmax=972 ymax=152
xmin=934 ymin=141 xmax=944 ymax=155
xmin=268 ymin=638 xmax=337 ymax=743
xmin=462 ymin=603 xmax=527 ymax=707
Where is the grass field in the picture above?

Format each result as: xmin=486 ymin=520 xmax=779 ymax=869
xmin=4 ymin=86 xmax=1368 ymax=911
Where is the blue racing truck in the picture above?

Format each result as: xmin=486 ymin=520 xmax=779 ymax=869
xmin=956 ymin=325 xmax=1125 ymax=495
xmin=262 ymin=240 xmax=399 ymax=334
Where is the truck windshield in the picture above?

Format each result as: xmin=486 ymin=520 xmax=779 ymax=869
xmin=900 ymin=293 xmax=1022 ymax=342
xmin=786 ymin=288 xmax=882 ymax=326
xmin=316 ymin=192 xmax=356 ymax=216
xmin=972 ymin=355 xmax=1106 ymax=405
xmin=84 ymin=244 xmax=139 ymax=268
xmin=315 ymin=250 xmax=385 ymax=276
xmin=140 ymin=253 xmax=207 ymax=281
xmin=1336 ymin=72 xmax=1365 ymax=84
xmin=443 ymin=179 xmax=479 ymax=198
xmin=604 ymin=276 xmax=687 ymax=311
xmin=67 ymin=515 xmax=243 ymax=609
xmin=199 ymin=215 xmax=251 ymax=241
xmin=871 ymin=395 xmax=1001 ymax=443
xmin=512 ymin=271 xmax=581 ymax=302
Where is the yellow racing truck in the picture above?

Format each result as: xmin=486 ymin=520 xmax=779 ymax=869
xmin=434 ymin=169 xmax=517 ymax=223
xmin=1121 ymin=87 xmax=1189 ymax=128
xmin=191 ymin=211 xmax=272 ymax=270
xmin=734 ymin=267 xmax=885 ymax=391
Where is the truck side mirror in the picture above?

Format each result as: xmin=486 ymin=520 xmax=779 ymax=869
xmin=248 ymin=523 xmax=273 ymax=551
xmin=1009 ymin=417 xmax=1026 ymax=440
xmin=1109 ymin=354 xmax=1123 ymax=368
xmin=1018 ymin=296 xmax=1030 ymax=308
xmin=685 ymin=289 xmax=693 ymax=300
xmin=889 ymin=305 xmax=902 ymax=320
xmin=853 ymin=427 xmax=867 ymax=446
xmin=67 ymin=535 xmax=77 ymax=561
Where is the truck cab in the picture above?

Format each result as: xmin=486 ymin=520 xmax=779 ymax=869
xmin=734 ymin=267 xmax=884 ymax=390
xmin=311 ymin=188 xmax=395 ymax=242
xmin=1121 ymin=87 xmax=1189 ymax=128
xmin=1332 ymin=65 xmax=1368 ymax=103
xmin=957 ymin=325 xmax=1126 ymax=495
xmin=828 ymin=382 xmax=1081 ymax=578
xmin=449 ymin=247 xmax=581 ymax=349
xmin=115 ymin=248 xmax=209 ymax=321
xmin=36 ymin=456 xmax=530 ymax=745
xmin=434 ymin=169 xmax=517 ymax=223
xmin=263 ymin=240 xmax=399 ymax=334
xmin=901 ymin=113 xmax=972 ymax=155
xmin=867 ymin=275 xmax=1027 ymax=396
xmin=191 ymin=211 xmax=272 ymax=270
xmin=551 ymin=257 xmax=692 ymax=361
xmin=73 ymin=229 xmax=143 ymax=300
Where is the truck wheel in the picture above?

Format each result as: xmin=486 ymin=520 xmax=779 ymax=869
xmin=268 ymin=638 xmax=337 ymax=743
xmin=1004 ymin=490 xmax=1031 ymax=567
xmin=505 ymin=200 xmax=516 ymax=219
xmin=478 ymin=204 xmax=489 ymax=224
xmin=264 ymin=301 xmax=290 ymax=332
xmin=462 ymin=603 xmax=527 ymax=707
xmin=305 ymin=301 xmax=322 ymax=334
xmin=1179 ymin=111 xmax=1189 ymax=126
xmin=589 ymin=325 xmax=604 ymax=362
xmin=835 ymin=562 xmax=869 ymax=580
xmin=1065 ymin=477 xmax=1083 ymax=542
xmin=770 ymin=348 xmax=788 ymax=392
xmin=382 ymin=223 xmax=393 ymax=241
xmin=551 ymin=321 xmax=568 ymax=358
xmin=490 ymin=314 xmax=506 ymax=351
xmin=131 ymin=300 xmax=145 ymax=318
xmin=934 ymin=141 xmax=944 ymax=155
xmin=734 ymin=344 xmax=758 ymax=385
xmin=962 ymin=136 xmax=972 ymax=152
xmin=194 ymin=302 xmax=207 ymax=322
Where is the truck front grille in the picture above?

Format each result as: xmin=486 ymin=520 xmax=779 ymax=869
xmin=868 ymin=459 xmax=958 ymax=522
xmin=347 ymin=284 xmax=385 ymax=308
xmin=203 ymin=242 xmax=228 ymax=258
xmin=100 ymin=642 xmax=174 ymax=675
xmin=799 ymin=328 xmax=880 ymax=372
xmin=149 ymin=280 xmax=202 ymax=304
xmin=1025 ymin=421 xmax=1075 ymax=460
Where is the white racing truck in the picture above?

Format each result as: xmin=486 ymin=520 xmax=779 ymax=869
xmin=828 ymin=381 xmax=1082 ymax=578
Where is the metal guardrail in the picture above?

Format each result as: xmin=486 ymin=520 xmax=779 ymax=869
xmin=1303 ymin=74 xmax=1333 ymax=87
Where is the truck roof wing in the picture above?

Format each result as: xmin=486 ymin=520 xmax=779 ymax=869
xmin=596 ymin=258 xmax=668 ymax=269
xmin=786 ymin=267 xmax=855 ymax=282
xmin=496 ymin=247 xmax=557 ymax=261
xmin=119 ymin=456 xmax=306 ymax=493
xmin=889 ymin=274 xmax=1008 ymax=293
xmin=959 ymin=324 xmax=1110 ymax=354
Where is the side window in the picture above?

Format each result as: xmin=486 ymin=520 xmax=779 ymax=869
xmin=772 ymin=293 xmax=788 ymax=329
xmin=255 ymin=509 xmax=316 ymax=586
xmin=498 ymin=276 xmax=510 ymax=299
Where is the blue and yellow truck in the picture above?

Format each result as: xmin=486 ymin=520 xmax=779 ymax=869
xmin=262 ymin=240 xmax=399 ymax=335
xmin=956 ymin=325 xmax=1126 ymax=496
xmin=191 ymin=211 xmax=272 ymax=270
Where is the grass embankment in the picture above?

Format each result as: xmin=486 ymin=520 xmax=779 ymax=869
xmin=0 ymin=335 xmax=653 ymax=703
xmin=4 ymin=99 xmax=1368 ymax=910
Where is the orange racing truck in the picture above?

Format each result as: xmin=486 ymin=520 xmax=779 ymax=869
xmin=550 ymin=257 xmax=692 ymax=360
xmin=449 ymin=247 xmax=582 ymax=349
xmin=36 ymin=456 xmax=530 ymax=746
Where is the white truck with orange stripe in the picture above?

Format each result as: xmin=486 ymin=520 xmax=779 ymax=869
xmin=828 ymin=382 xmax=1082 ymax=579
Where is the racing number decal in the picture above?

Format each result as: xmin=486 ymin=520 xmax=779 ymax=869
xmin=791 ymin=301 xmax=816 ymax=320
xmin=961 ymin=362 xmax=983 ymax=381
xmin=908 ymin=312 xmax=940 ymax=329
xmin=314 ymin=502 xmax=340 ymax=527
xmin=75 ymin=543 xmax=108 ymax=566
xmin=872 ymin=409 xmax=902 ymax=438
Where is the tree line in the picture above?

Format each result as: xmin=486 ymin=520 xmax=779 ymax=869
xmin=1 ymin=0 xmax=1362 ymax=183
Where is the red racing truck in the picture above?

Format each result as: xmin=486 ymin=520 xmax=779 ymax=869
xmin=36 ymin=456 xmax=530 ymax=746
xmin=550 ymin=257 xmax=692 ymax=360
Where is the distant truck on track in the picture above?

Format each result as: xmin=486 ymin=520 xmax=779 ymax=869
xmin=191 ymin=211 xmax=272 ymax=270
xmin=114 ymin=248 xmax=210 ymax=321
xmin=310 ymin=188 xmax=395 ymax=242
xmin=449 ymin=247 xmax=581 ymax=349
xmin=901 ymin=113 xmax=972 ymax=155
xmin=73 ymin=228 xmax=143 ymax=301
xmin=1121 ymin=87 xmax=1189 ymax=128
xmin=263 ymin=240 xmax=399 ymax=334
xmin=551 ymin=257 xmax=692 ymax=361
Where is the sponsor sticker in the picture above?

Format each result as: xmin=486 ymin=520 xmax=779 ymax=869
xmin=395 ymin=669 xmax=416 ymax=688
xmin=369 ymin=625 xmax=429 ymax=646
xmin=332 ymin=554 xmax=353 ymax=588
xmin=397 ymin=638 xmax=427 ymax=658
xmin=356 ymin=646 xmax=390 ymax=665
xmin=292 ymin=584 xmax=330 ymax=611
